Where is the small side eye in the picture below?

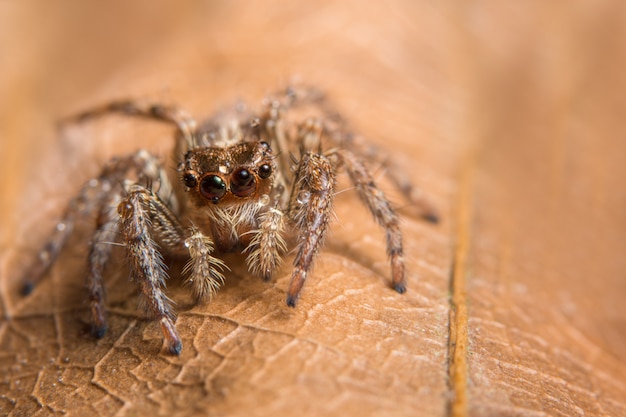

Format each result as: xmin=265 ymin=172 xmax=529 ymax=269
xmin=200 ymin=175 xmax=227 ymax=203
xmin=230 ymin=168 xmax=256 ymax=197
xmin=258 ymin=163 xmax=272 ymax=179
xmin=182 ymin=172 xmax=198 ymax=188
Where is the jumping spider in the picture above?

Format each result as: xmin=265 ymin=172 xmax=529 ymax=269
xmin=20 ymin=86 xmax=438 ymax=355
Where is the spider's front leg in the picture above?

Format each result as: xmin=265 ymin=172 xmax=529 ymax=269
xmin=87 ymin=151 xmax=180 ymax=339
xmin=285 ymin=152 xmax=336 ymax=307
xmin=117 ymin=184 xmax=184 ymax=355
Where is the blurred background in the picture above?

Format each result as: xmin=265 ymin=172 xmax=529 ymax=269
xmin=1 ymin=1 xmax=626 ymax=416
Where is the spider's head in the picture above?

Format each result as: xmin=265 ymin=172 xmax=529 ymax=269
xmin=179 ymin=141 xmax=275 ymax=206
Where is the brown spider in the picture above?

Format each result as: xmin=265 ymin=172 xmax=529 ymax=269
xmin=20 ymin=86 xmax=438 ymax=355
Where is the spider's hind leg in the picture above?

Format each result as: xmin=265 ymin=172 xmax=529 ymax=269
xmin=339 ymin=134 xmax=439 ymax=224
xmin=331 ymin=148 xmax=407 ymax=293
xmin=20 ymin=177 xmax=109 ymax=295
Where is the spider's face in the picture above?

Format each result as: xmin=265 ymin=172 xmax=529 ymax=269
xmin=180 ymin=141 xmax=275 ymax=207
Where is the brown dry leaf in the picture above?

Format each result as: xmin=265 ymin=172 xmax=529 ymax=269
xmin=1 ymin=2 xmax=626 ymax=417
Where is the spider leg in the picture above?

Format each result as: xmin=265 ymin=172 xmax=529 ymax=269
xmin=20 ymin=178 xmax=106 ymax=295
xmin=118 ymin=184 xmax=184 ymax=355
xmin=87 ymin=193 xmax=120 ymax=338
xmin=385 ymin=167 xmax=439 ymax=224
xmin=275 ymin=85 xmax=439 ymax=223
xmin=61 ymin=99 xmax=199 ymax=153
xmin=363 ymin=142 xmax=438 ymax=223
xmin=285 ymin=152 xmax=336 ymax=307
xmin=271 ymin=85 xmax=327 ymax=109
xmin=262 ymin=100 xmax=293 ymax=188
xmin=260 ymin=86 xmax=330 ymax=208
xmin=83 ymin=149 xmax=187 ymax=353
xmin=84 ymin=150 xmax=181 ymax=338
xmin=335 ymin=133 xmax=439 ymax=223
xmin=331 ymin=148 xmax=407 ymax=293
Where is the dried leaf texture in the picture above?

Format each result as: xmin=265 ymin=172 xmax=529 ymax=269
xmin=1 ymin=2 xmax=625 ymax=417
xmin=463 ymin=3 xmax=626 ymax=416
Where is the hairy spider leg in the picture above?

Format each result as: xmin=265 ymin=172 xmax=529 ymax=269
xmin=62 ymin=99 xmax=199 ymax=153
xmin=274 ymin=85 xmax=439 ymax=223
xmin=85 ymin=150 xmax=182 ymax=338
xmin=338 ymin=133 xmax=439 ymax=223
xmin=20 ymin=177 xmax=109 ymax=295
xmin=118 ymin=185 xmax=184 ymax=355
xmin=262 ymin=100 xmax=293 ymax=189
xmin=88 ymin=193 xmax=120 ymax=338
xmin=332 ymin=148 xmax=407 ymax=293
xmin=259 ymin=85 xmax=325 ymax=188
xmin=285 ymin=152 xmax=336 ymax=307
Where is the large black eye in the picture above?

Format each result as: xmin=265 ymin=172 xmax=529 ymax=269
xmin=258 ymin=163 xmax=272 ymax=179
xmin=230 ymin=168 xmax=256 ymax=197
xmin=200 ymin=175 xmax=226 ymax=203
